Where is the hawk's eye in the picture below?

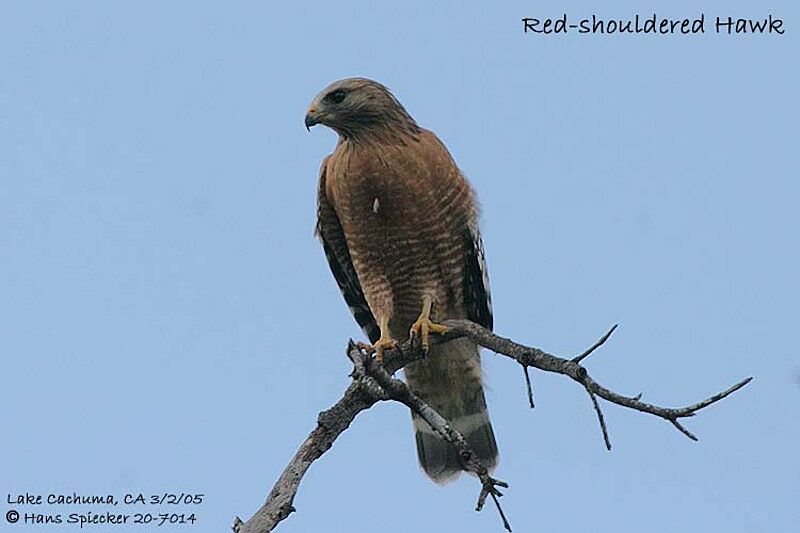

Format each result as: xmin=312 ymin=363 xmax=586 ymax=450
xmin=325 ymin=90 xmax=347 ymax=104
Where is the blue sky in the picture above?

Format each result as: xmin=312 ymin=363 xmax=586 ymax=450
xmin=1 ymin=1 xmax=797 ymax=532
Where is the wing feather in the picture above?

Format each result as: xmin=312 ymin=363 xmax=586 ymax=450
xmin=315 ymin=158 xmax=380 ymax=343
xmin=463 ymin=222 xmax=493 ymax=331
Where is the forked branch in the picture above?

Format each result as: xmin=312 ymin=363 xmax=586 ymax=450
xmin=232 ymin=321 xmax=751 ymax=533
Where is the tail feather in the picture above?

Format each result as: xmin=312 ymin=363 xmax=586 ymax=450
xmin=404 ymin=337 xmax=498 ymax=483
xmin=413 ymin=406 xmax=498 ymax=483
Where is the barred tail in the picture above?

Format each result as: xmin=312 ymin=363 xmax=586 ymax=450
xmin=404 ymin=337 xmax=498 ymax=484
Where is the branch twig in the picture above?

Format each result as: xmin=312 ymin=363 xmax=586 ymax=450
xmin=233 ymin=321 xmax=751 ymax=533
xmin=522 ymin=364 xmax=535 ymax=409
xmin=572 ymin=324 xmax=618 ymax=364
xmin=587 ymin=388 xmax=612 ymax=450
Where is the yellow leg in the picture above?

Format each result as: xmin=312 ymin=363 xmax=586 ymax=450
xmin=409 ymin=295 xmax=449 ymax=354
xmin=358 ymin=315 xmax=398 ymax=363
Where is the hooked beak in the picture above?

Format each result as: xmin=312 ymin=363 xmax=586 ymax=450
xmin=304 ymin=107 xmax=320 ymax=131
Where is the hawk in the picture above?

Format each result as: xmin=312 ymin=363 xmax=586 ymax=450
xmin=305 ymin=78 xmax=498 ymax=483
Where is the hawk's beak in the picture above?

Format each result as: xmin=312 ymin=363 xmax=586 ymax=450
xmin=304 ymin=107 xmax=319 ymax=131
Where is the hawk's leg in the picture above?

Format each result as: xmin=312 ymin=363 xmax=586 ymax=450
xmin=358 ymin=315 xmax=398 ymax=363
xmin=409 ymin=294 xmax=449 ymax=355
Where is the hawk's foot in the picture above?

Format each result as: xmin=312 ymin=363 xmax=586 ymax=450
xmin=409 ymin=295 xmax=449 ymax=355
xmin=356 ymin=337 xmax=398 ymax=363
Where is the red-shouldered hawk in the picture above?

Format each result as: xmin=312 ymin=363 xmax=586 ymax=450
xmin=306 ymin=78 xmax=497 ymax=483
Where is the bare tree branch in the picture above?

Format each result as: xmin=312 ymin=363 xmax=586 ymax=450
xmin=232 ymin=379 xmax=377 ymax=533
xmin=353 ymin=344 xmax=512 ymax=531
xmin=441 ymin=319 xmax=752 ymax=438
xmin=233 ymin=321 xmax=751 ymax=532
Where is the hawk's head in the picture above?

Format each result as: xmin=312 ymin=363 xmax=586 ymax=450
xmin=305 ymin=78 xmax=418 ymax=140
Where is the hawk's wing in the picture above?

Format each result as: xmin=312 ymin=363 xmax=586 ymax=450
xmin=315 ymin=158 xmax=380 ymax=344
xmin=463 ymin=222 xmax=493 ymax=331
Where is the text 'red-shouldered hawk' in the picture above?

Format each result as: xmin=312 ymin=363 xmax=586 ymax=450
xmin=305 ymin=78 xmax=498 ymax=483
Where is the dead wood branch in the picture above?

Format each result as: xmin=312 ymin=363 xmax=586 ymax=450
xmin=233 ymin=320 xmax=751 ymax=533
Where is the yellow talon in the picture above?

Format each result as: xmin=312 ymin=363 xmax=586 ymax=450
xmin=373 ymin=337 xmax=399 ymax=363
xmin=360 ymin=316 xmax=398 ymax=363
xmin=409 ymin=295 xmax=449 ymax=354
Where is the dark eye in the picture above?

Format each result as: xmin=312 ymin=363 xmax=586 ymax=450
xmin=325 ymin=90 xmax=347 ymax=104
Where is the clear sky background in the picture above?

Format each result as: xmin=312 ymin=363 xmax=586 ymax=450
xmin=1 ymin=1 xmax=797 ymax=532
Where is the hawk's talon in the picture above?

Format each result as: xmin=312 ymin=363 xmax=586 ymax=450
xmin=359 ymin=316 xmax=399 ymax=363
xmin=410 ymin=318 xmax=449 ymax=354
xmin=409 ymin=294 xmax=449 ymax=355
xmin=355 ymin=341 xmax=374 ymax=354
xmin=357 ymin=338 xmax=398 ymax=363
xmin=372 ymin=337 xmax=399 ymax=363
